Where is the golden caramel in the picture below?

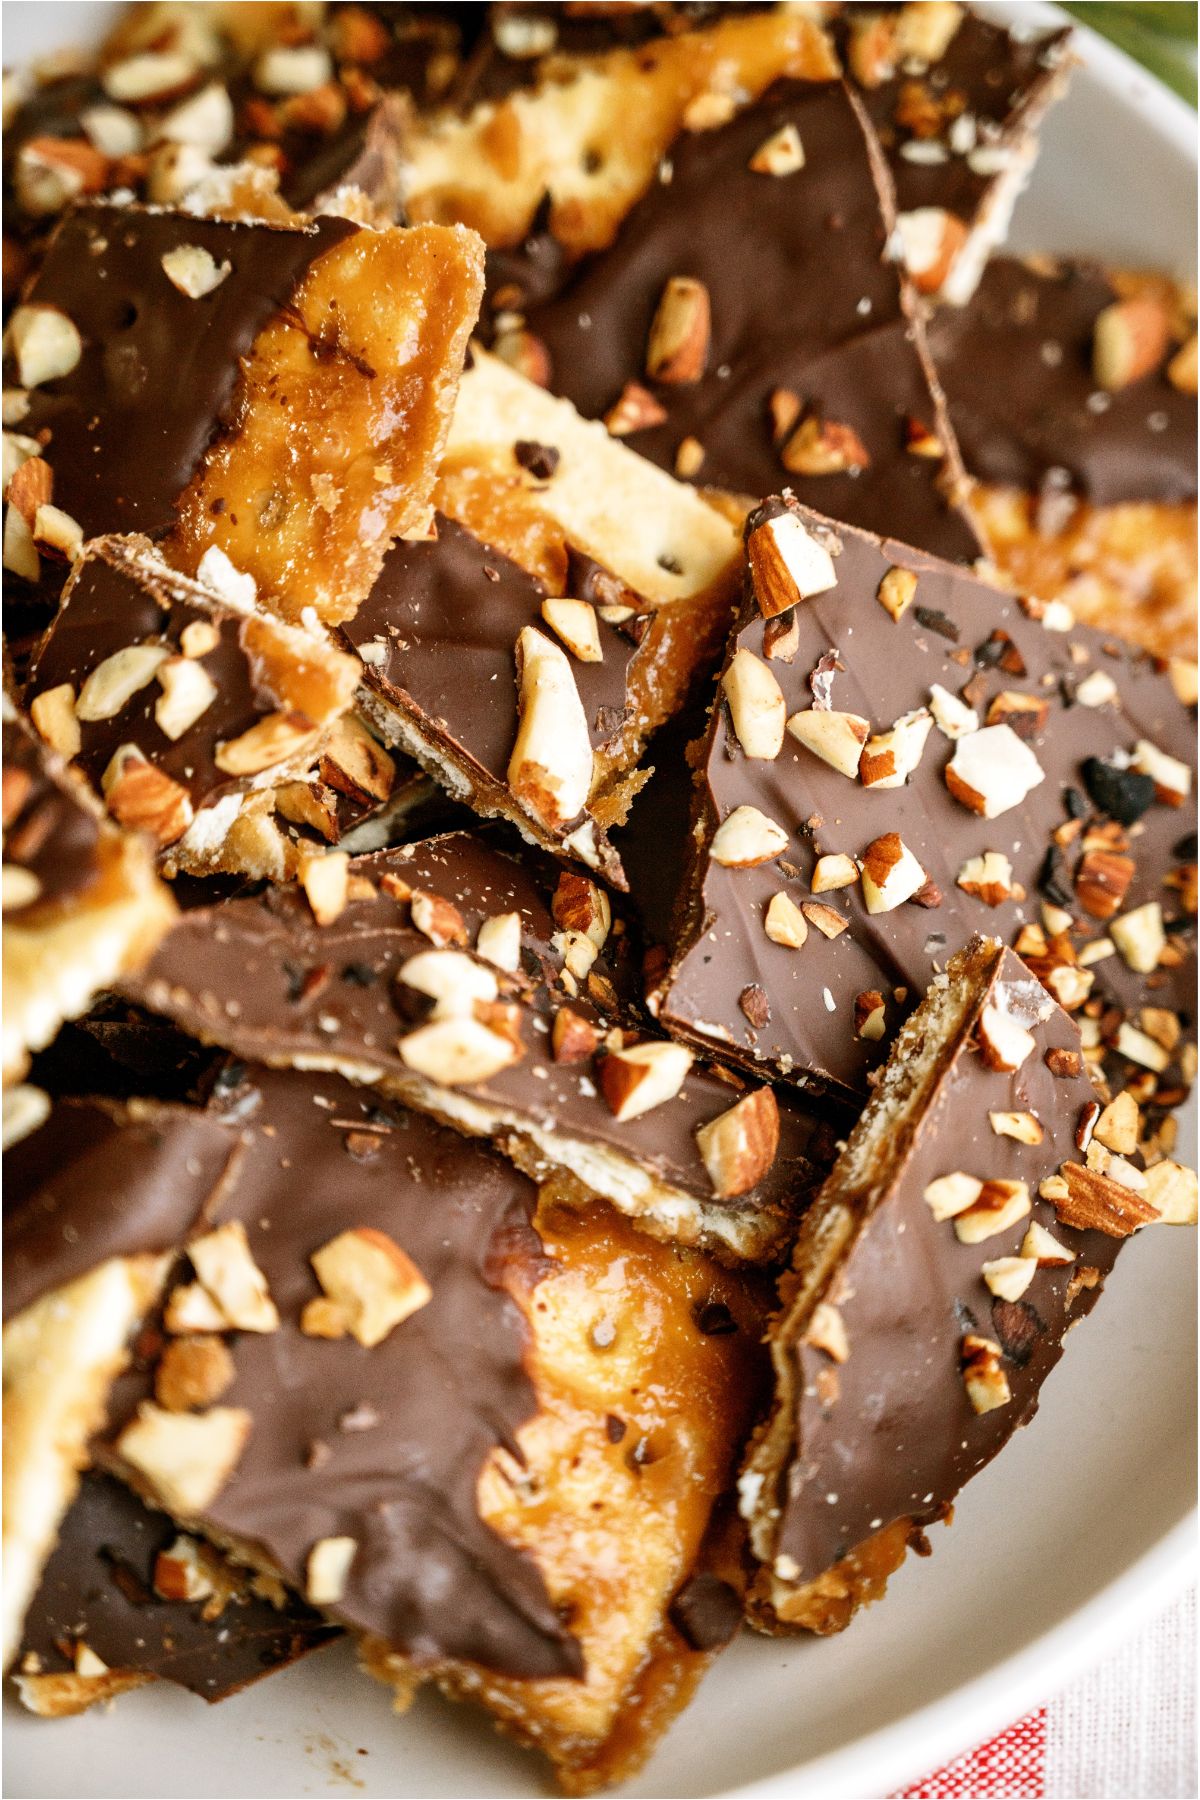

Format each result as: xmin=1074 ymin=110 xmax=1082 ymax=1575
xmin=171 ymin=225 xmax=484 ymax=625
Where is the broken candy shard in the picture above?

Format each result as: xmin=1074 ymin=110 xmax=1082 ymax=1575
xmin=656 ymin=495 xmax=1196 ymax=1100
xmin=8 ymin=202 xmax=484 ymax=623
xmin=742 ymin=940 xmax=1130 ymax=1637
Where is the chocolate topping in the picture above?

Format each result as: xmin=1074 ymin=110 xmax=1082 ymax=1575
xmin=13 ymin=204 xmax=357 ymax=543
xmin=2 ymin=710 xmax=103 ymax=918
xmin=3 ymin=1095 xmax=238 ymax=1322
xmin=121 ymin=833 xmax=833 ymax=1246
xmin=667 ymin=1570 xmax=742 ymax=1652
xmin=17 ymin=1471 xmax=338 ymax=1701
xmin=103 ymin=1065 xmax=581 ymax=1680
xmin=506 ymin=80 xmax=978 ymax=563
xmin=928 ymin=258 xmax=1198 ymax=506
xmin=770 ymin=945 xmax=1123 ymax=1583
xmin=345 ymin=513 xmax=639 ymax=776
xmin=659 ymin=498 xmax=1196 ymax=1097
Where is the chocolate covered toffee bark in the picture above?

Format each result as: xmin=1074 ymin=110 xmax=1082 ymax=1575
xmin=843 ymin=3 xmax=1071 ymax=304
xmin=121 ymin=833 xmax=835 ymax=1262
xmin=2 ymin=702 xmax=176 ymax=1085
xmin=13 ymin=1471 xmax=339 ymax=1717
xmin=2 ymin=1093 xmax=240 ymax=1667
xmin=928 ymin=259 xmax=1198 ymax=662
xmin=506 ymin=78 xmax=978 ymax=563
xmin=96 ymin=1064 xmax=769 ymax=1791
xmin=655 ymin=496 xmax=1197 ymax=1100
xmin=3 ymin=200 xmax=483 ymax=619
xmin=25 ymin=534 xmax=363 ymax=880
xmin=741 ymin=938 xmax=1196 ymax=1637
xmin=346 ymin=348 xmax=743 ymax=882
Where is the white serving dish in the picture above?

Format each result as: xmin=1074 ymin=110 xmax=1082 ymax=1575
xmin=3 ymin=4 xmax=1196 ymax=1796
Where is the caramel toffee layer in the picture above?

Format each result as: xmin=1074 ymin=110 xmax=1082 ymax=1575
xmin=753 ymin=943 xmax=1124 ymax=1615
xmin=848 ymin=9 xmax=1070 ymax=232
xmin=102 ymin=1065 xmax=581 ymax=1680
xmin=928 ymin=259 xmax=1198 ymax=506
xmin=17 ymin=1472 xmax=339 ymax=1705
xmin=11 ymin=204 xmax=358 ymax=544
xmin=120 ymin=833 xmax=833 ymax=1252
xmin=3 ymin=709 xmax=104 ymax=919
xmin=3 ymin=1094 xmax=240 ymax=1324
xmin=658 ymin=499 xmax=1196 ymax=1097
xmin=497 ymin=79 xmax=978 ymax=563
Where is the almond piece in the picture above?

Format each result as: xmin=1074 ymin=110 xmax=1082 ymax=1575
xmin=786 ymin=708 xmax=869 ymax=779
xmin=674 ymin=435 xmax=705 ymax=478
xmin=398 ymin=949 xmax=498 ymax=1018
xmin=1167 ymin=334 xmax=1198 ymax=395
xmin=805 ymin=1300 xmax=849 ymax=1363
xmin=1053 ymin=1162 xmax=1159 ymax=1236
xmin=540 ymin=597 xmax=602 ymax=663
xmin=1142 ymin=1160 xmax=1199 ymax=1226
xmin=603 ymin=380 xmax=667 ymax=435
xmin=982 ymin=1256 xmax=1036 ymax=1302
xmin=551 ymin=1005 xmax=600 ymax=1063
xmin=29 ymin=683 xmax=80 ymax=759
xmin=811 ymin=852 xmax=858 ymax=893
xmin=116 ymin=1402 xmax=251 ymax=1516
xmin=953 ymin=1178 xmax=1031 ymax=1244
xmin=310 ymin=1228 xmax=431 ymax=1348
xmin=7 ymin=304 xmax=83 ymax=388
xmin=645 ymin=276 xmax=710 ymax=384
xmin=924 ymin=1171 xmax=983 ymax=1221
xmin=410 ymin=889 xmax=468 ymax=947
xmin=5 ymin=454 xmax=52 ymax=527
xmin=696 ymin=1087 xmax=779 ymax=1197
xmin=749 ymin=122 xmax=805 ymax=175
xmin=758 ymin=891 xmax=807 ymax=954
xmin=15 ymin=137 xmax=107 ymax=216
xmin=746 ymin=509 xmax=838 ymax=615
xmin=985 ymin=691 xmax=1049 ymax=740
xmin=214 ymin=711 xmax=321 ymax=776
xmin=781 ymin=416 xmax=870 ymax=476
xmin=1093 ymin=297 xmax=1171 ymax=390
xmin=154 ymin=1335 xmax=236 ymax=1413
xmin=1093 ymin=1090 xmax=1139 ymax=1155
xmin=1130 ymin=738 xmax=1191 ymax=807
xmin=3 ymin=506 xmax=39 ymax=581
xmin=2 ymin=866 xmax=40 ymax=911
xmin=163 ymin=1282 xmax=228 ymax=1335
xmin=710 ymin=804 xmax=789 ymax=868
xmin=1110 ymin=902 xmax=1166 ymax=975
xmin=153 ymin=1535 xmax=216 ymax=1603
xmin=154 ymin=655 xmax=217 ymax=740
xmin=158 ymin=81 xmax=235 ymax=152
xmin=319 ymin=715 xmax=395 ymax=807
xmin=31 ymin=502 xmax=83 ymax=561
xmin=859 ymin=708 xmax=932 ymax=788
xmin=76 ymin=644 xmax=170 ymax=721
xmin=894 ymin=207 xmax=968 ymax=294
xmin=956 ymin=851 xmax=1015 ymax=906
xmin=476 ymin=911 xmax=522 ymax=973
xmin=599 ymin=1039 xmax=694 ymax=1122
xmin=299 ymin=850 xmax=349 ymax=928
xmin=101 ymin=50 xmax=199 ymax=105
xmin=399 ymin=1015 xmax=521 ymax=1085
xmin=160 ymin=244 xmax=231 ymax=298
xmin=961 ymin=1334 xmax=1011 ymax=1414
xmin=508 ymin=626 xmax=594 ymax=830
xmin=306 ymin=1536 xmax=357 ymax=1606
xmin=254 ymin=45 xmax=333 ymax=96
xmin=189 ymin=1221 xmax=279 ymax=1333
xmin=944 ymin=724 xmax=1045 ymax=818
xmin=723 ymin=648 xmax=786 ymax=760
xmin=800 ymin=900 xmax=848 ymax=940
xmin=103 ymin=750 xmax=193 ymax=846
xmin=1020 ymin=1221 xmax=1074 ymax=1266
xmin=989 ymin=1110 xmax=1044 ymax=1145
xmin=928 ymin=683 xmax=978 ymax=740
xmin=877 ymin=565 xmax=918 ymax=621
xmin=1074 ymin=669 xmax=1119 ymax=709
xmin=860 ymin=832 xmax=926 ymax=914
xmin=976 ymin=1000 xmax=1036 ymax=1072
xmin=896 ymin=2 xmax=965 ymax=62
xmin=551 ymin=870 xmax=611 ymax=947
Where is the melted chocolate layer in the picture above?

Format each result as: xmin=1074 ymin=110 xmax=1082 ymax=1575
xmin=659 ymin=498 xmax=1196 ymax=1096
xmin=772 ymin=946 xmax=1123 ymax=1581
xmin=13 ymin=205 xmax=356 ymax=543
xmin=18 ymin=1471 xmax=338 ymax=1700
xmin=509 ymin=80 xmax=978 ymax=562
xmin=121 ymin=832 xmax=834 ymax=1235
xmin=928 ymin=258 xmax=1198 ymax=506
xmin=3 ymin=1095 xmax=238 ymax=1322
xmin=105 ymin=1065 xmax=581 ymax=1680
xmin=2 ymin=710 xmax=103 ymax=919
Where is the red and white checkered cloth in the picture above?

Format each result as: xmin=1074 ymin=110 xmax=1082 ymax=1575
xmin=894 ymin=1589 xmax=1196 ymax=1799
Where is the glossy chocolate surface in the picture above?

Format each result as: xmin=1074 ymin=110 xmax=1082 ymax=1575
xmin=660 ymin=498 xmax=1196 ymax=1096
xmin=928 ymin=257 xmax=1198 ymax=506
xmin=105 ymin=1064 xmax=581 ymax=1679
xmin=506 ymin=80 xmax=978 ymax=562
xmin=773 ymin=947 xmax=1122 ymax=1579
xmin=123 ymin=832 xmax=834 ymax=1227
xmin=18 ymin=1471 xmax=338 ymax=1700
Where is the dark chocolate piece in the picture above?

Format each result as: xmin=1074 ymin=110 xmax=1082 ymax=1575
xmin=928 ymin=258 xmax=1197 ymax=506
xmin=508 ymin=80 xmax=978 ymax=563
xmin=657 ymin=497 xmax=1196 ymax=1098
xmin=744 ymin=942 xmax=1134 ymax=1633
xmin=100 ymin=1065 xmax=580 ymax=1680
xmin=121 ymin=832 xmax=836 ymax=1261
xmin=2 ymin=706 xmax=102 ymax=919
xmin=667 ymin=1570 xmax=742 ymax=1652
xmin=15 ymin=1472 xmax=338 ymax=1708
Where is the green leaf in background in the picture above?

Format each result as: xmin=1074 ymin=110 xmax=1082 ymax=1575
xmin=1064 ymin=3 xmax=1198 ymax=105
